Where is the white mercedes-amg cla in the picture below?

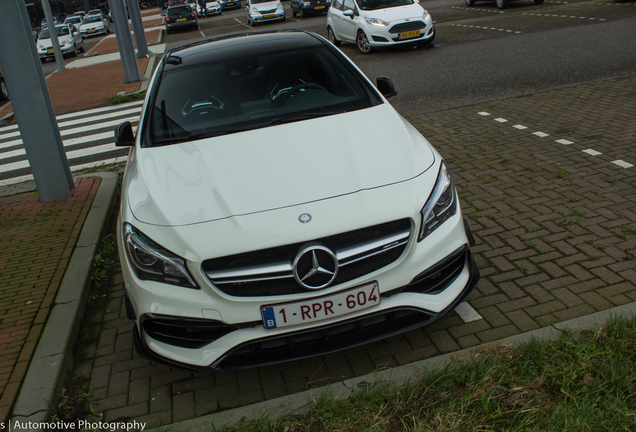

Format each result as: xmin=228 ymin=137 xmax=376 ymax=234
xmin=114 ymin=30 xmax=480 ymax=370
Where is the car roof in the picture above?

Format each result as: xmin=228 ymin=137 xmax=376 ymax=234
xmin=164 ymin=31 xmax=325 ymax=70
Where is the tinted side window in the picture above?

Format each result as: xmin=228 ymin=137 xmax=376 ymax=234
xmin=332 ymin=0 xmax=343 ymax=10
xmin=343 ymin=0 xmax=355 ymax=11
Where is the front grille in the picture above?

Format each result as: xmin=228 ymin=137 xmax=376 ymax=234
xmin=213 ymin=307 xmax=433 ymax=370
xmin=203 ymin=219 xmax=411 ymax=297
xmin=388 ymin=21 xmax=426 ymax=34
xmin=259 ymin=8 xmax=277 ymax=13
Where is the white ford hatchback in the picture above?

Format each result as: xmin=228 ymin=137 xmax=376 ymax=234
xmin=115 ymin=30 xmax=479 ymax=371
xmin=327 ymin=0 xmax=435 ymax=53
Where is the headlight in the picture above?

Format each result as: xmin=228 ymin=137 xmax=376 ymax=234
xmin=365 ymin=18 xmax=389 ymax=26
xmin=303 ymin=1 xmax=310 ymax=5
xmin=418 ymin=162 xmax=457 ymax=242
xmin=251 ymin=7 xmax=259 ymax=13
xmin=38 ymin=44 xmax=44 ymax=50
xmin=422 ymin=9 xmax=429 ymax=18
xmin=124 ymin=224 xmax=198 ymax=289
xmin=277 ymin=3 xmax=284 ymax=10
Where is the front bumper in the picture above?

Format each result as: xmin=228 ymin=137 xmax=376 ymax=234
xmin=220 ymin=1 xmax=241 ymax=9
xmin=38 ymin=45 xmax=76 ymax=58
xmin=121 ymin=209 xmax=480 ymax=371
xmin=133 ymin=245 xmax=479 ymax=371
xmin=80 ymin=28 xmax=107 ymax=38
xmin=248 ymin=9 xmax=285 ymax=23
xmin=367 ymin=17 xmax=435 ymax=48
xmin=205 ymin=6 xmax=222 ymax=15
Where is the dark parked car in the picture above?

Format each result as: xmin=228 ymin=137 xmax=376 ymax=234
xmin=290 ymin=0 xmax=330 ymax=17
xmin=0 ymin=70 xmax=8 ymax=102
xmin=165 ymin=4 xmax=198 ymax=33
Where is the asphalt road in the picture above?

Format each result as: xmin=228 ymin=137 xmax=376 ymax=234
xmin=164 ymin=0 xmax=636 ymax=117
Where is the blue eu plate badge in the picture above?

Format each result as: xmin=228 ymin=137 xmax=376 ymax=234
xmin=262 ymin=306 xmax=277 ymax=329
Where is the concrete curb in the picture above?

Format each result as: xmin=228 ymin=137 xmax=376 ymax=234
xmin=11 ymin=173 xmax=119 ymax=423
xmin=155 ymin=301 xmax=636 ymax=432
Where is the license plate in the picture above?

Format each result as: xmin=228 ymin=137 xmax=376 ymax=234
xmin=264 ymin=13 xmax=275 ymax=18
xmin=399 ymin=30 xmax=420 ymax=40
xmin=227 ymin=2 xmax=235 ymax=5
xmin=261 ymin=282 xmax=380 ymax=330
xmin=88 ymin=29 xmax=96 ymax=33
xmin=48 ymin=50 xmax=54 ymax=54
xmin=177 ymin=17 xmax=187 ymax=21
xmin=315 ymin=5 xmax=325 ymax=8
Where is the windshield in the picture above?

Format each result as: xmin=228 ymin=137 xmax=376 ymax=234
xmin=252 ymin=0 xmax=277 ymax=4
xmin=83 ymin=15 xmax=103 ymax=23
xmin=65 ymin=17 xmax=82 ymax=24
xmin=149 ymin=44 xmax=379 ymax=146
xmin=169 ymin=6 xmax=192 ymax=13
xmin=39 ymin=26 xmax=70 ymax=39
xmin=356 ymin=0 xmax=415 ymax=10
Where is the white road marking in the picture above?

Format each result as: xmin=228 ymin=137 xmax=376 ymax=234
xmin=0 ymin=116 xmax=139 ymax=149
xmin=533 ymin=131 xmax=549 ymax=137
xmin=583 ymin=149 xmax=602 ymax=156
xmin=455 ymin=302 xmax=483 ymax=323
xmin=556 ymin=139 xmax=573 ymax=145
xmin=513 ymin=124 xmax=527 ymax=130
xmin=612 ymin=160 xmax=634 ymax=169
xmin=0 ymin=156 xmax=129 ymax=187
xmin=495 ymin=118 xmax=508 ymax=122
xmin=0 ymin=101 xmax=143 ymax=136
xmin=478 ymin=112 xmax=491 ymax=116
xmin=450 ymin=23 xmax=519 ymax=33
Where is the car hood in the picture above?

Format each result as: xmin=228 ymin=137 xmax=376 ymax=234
xmin=38 ymin=37 xmax=72 ymax=48
xmin=360 ymin=4 xmax=425 ymax=22
xmin=80 ymin=22 xmax=104 ymax=30
xmin=128 ymin=104 xmax=435 ymax=227
xmin=252 ymin=1 xmax=279 ymax=10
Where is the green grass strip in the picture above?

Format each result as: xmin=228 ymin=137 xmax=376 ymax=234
xmin=220 ymin=316 xmax=636 ymax=431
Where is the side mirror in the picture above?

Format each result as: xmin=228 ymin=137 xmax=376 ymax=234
xmin=115 ymin=121 xmax=135 ymax=147
xmin=343 ymin=9 xmax=354 ymax=18
xmin=376 ymin=77 xmax=397 ymax=98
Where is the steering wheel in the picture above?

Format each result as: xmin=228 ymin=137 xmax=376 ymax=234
xmin=271 ymin=83 xmax=327 ymax=109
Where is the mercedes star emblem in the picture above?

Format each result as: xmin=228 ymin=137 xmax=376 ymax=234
xmin=299 ymin=213 xmax=312 ymax=223
xmin=293 ymin=245 xmax=338 ymax=290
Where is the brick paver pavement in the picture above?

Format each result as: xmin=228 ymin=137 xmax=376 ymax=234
xmin=0 ymin=58 xmax=149 ymax=120
xmin=85 ymin=30 xmax=162 ymax=56
xmin=0 ymin=177 xmax=101 ymax=423
xmin=68 ymin=75 xmax=636 ymax=428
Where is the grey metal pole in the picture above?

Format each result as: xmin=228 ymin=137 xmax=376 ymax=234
xmin=0 ymin=0 xmax=74 ymax=202
xmin=126 ymin=0 xmax=149 ymax=59
xmin=41 ymin=0 xmax=66 ymax=72
xmin=109 ymin=0 xmax=142 ymax=83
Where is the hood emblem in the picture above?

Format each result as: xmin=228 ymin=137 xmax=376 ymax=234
xmin=293 ymin=246 xmax=338 ymax=290
xmin=298 ymin=213 xmax=312 ymax=223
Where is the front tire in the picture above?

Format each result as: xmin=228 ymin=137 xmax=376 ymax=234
xmin=292 ymin=6 xmax=297 ymax=16
xmin=356 ymin=30 xmax=372 ymax=54
xmin=300 ymin=7 xmax=305 ymax=17
xmin=327 ymin=26 xmax=341 ymax=47
xmin=496 ymin=0 xmax=508 ymax=8
xmin=465 ymin=0 xmax=475 ymax=6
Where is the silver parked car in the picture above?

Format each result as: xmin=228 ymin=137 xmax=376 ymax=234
xmin=79 ymin=13 xmax=110 ymax=38
xmin=37 ymin=24 xmax=84 ymax=62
